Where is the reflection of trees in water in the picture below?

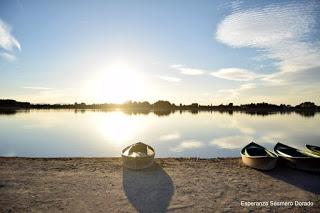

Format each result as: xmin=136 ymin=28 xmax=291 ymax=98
xmin=122 ymin=109 xmax=151 ymax=116
xmin=74 ymin=109 xmax=86 ymax=114
xmin=71 ymin=109 xmax=174 ymax=116
xmin=295 ymin=111 xmax=316 ymax=117
xmin=0 ymin=109 xmax=30 ymax=116
xmin=242 ymin=111 xmax=275 ymax=116
xmin=241 ymin=111 xmax=316 ymax=117
xmin=190 ymin=110 xmax=198 ymax=114
xmin=0 ymin=108 xmax=318 ymax=118
xmin=153 ymin=110 xmax=173 ymax=117
xmin=0 ymin=110 xmax=17 ymax=115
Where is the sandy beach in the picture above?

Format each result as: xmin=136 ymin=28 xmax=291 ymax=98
xmin=0 ymin=157 xmax=319 ymax=212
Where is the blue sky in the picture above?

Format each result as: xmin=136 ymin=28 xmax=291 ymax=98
xmin=0 ymin=0 xmax=320 ymax=104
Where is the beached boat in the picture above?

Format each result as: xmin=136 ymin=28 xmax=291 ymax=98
xmin=241 ymin=142 xmax=278 ymax=171
xmin=274 ymin=142 xmax=320 ymax=172
xmin=305 ymin=144 xmax=320 ymax=157
xmin=122 ymin=142 xmax=155 ymax=170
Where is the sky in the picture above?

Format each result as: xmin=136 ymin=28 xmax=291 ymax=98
xmin=0 ymin=0 xmax=320 ymax=105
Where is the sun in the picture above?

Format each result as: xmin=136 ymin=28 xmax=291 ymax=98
xmin=88 ymin=60 xmax=145 ymax=103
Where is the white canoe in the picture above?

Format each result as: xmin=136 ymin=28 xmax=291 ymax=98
xmin=122 ymin=142 xmax=155 ymax=170
xmin=241 ymin=142 xmax=278 ymax=171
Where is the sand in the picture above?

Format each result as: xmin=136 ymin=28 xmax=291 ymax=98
xmin=0 ymin=157 xmax=319 ymax=212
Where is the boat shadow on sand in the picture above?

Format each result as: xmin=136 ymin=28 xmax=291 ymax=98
xmin=123 ymin=163 xmax=174 ymax=213
xmin=263 ymin=163 xmax=320 ymax=195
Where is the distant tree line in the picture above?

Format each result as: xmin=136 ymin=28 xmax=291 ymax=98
xmin=1 ymin=99 xmax=319 ymax=115
xmin=0 ymin=99 xmax=31 ymax=108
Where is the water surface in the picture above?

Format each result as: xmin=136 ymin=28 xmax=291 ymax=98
xmin=0 ymin=110 xmax=319 ymax=157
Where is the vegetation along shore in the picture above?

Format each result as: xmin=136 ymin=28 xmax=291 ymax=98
xmin=1 ymin=99 xmax=319 ymax=117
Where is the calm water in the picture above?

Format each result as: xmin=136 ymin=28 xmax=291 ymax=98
xmin=0 ymin=110 xmax=319 ymax=158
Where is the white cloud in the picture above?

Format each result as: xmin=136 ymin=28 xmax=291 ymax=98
xmin=211 ymin=68 xmax=261 ymax=81
xmin=258 ymin=132 xmax=287 ymax=144
xmin=15 ymin=87 xmax=77 ymax=104
xmin=22 ymin=86 xmax=55 ymax=90
xmin=216 ymin=2 xmax=315 ymax=48
xmin=0 ymin=19 xmax=21 ymax=62
xmin=170 ymin=140 xmax=204 ymax=152
xmin=159 ymin=75 xmax=181 ymax=82
xmin=170 ymin=64 xmax=184 ymax=69
xmin=0 ymin=52 xmax=16 ymax=62
xmin=210 ymin=135 xmax=253 ymax=149
xmin=0 ymin=19 xmax=21 ymax=51
xmin=216 ymin=2 xmax=320 ymax=78
xmin=216 ymin=83 xmax=256 ymax=99
xmin=170 ymin=64 xmax=205 ymax=75
xmin=260 ymin=72 xmax=287 ymax=85
xmin=179 ymin=67 xmax=204 ymax=75
xmin=159 ymin=132 xmax=181 ymax=141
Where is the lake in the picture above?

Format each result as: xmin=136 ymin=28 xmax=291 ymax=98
xmin=0 ymin=110 xmax=319 ymax=158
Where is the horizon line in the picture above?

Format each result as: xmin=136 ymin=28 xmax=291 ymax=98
xmin=0 ymin=98 xmax=318 ymax=107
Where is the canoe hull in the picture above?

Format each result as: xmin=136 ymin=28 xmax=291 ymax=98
xmin=121 ymin=142 xmax=155 ymax=170
xmin=241 ymin=142 xmax=278 ymax=171
xmin=279 ymin=156 xmax=320 ymax=173
xmin=275 ymin=143 xmax=320 ymax=173
xmin=122 ymin=154 xmax=154 ymax=170
xmin=305 ymin=144 xmax=320 ymax=157
xmin=241 ymin=155 xmax=277 ymax=171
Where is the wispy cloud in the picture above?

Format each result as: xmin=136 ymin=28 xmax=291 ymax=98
xmin=216 ymin=2 xmax=320 ymax=78
xmin=0 ymin=52 xmax=16 ymax=62
xmin=159 ymin=75 xmax=181 ymax=83
xmin=179 ymin=67 xmax=204 ymax=75
xmin=211 ymin=68 xmax=261 ymax=81
xmin=210 ymin=135 xmax=253 ymax=149
xmin=159 ymin=132 xmax=181 ymax=141
xmin=0 ymin=19 xmax=21 ymax=51
xmin=22 ymin=86 xmax=55 ymax=90
xmin=258 ymin=132 xmax=287 ymax=144
xmin=170 ymin=64 xmax=205 ymax=75
xmin=213 ymin=1 xmax=320 ymax=102
xmin=170 ymin=64 xmax=184 ymax=69
xmin=16 ymin=87 xmax=74 ymax=104
xmin=170 ymin=140 xmax=204 ymax=152
xmin=216 ymin=83 xmax=256 ymax=99
xmin=0 ymin=19 xmax=21 ymax=62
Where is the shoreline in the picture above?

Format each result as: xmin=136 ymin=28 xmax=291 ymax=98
xmin=1 ymin=157 xmax=319 ymax=212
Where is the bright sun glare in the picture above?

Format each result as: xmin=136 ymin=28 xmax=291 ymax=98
xmin=90 ymin=111 xmax=148 ymax=146
xmin=88 ymin=60 xmax=145 ymax=103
